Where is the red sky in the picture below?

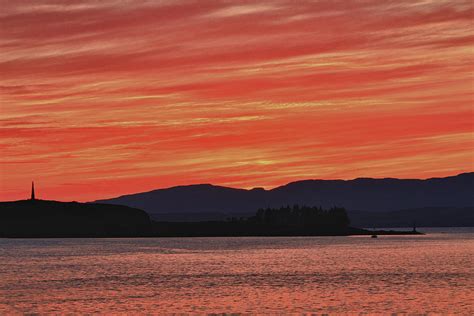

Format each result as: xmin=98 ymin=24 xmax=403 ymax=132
xmin=1 ymin=0 xmax=473 ymax=201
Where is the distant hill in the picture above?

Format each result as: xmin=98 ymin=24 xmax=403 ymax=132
xmin=0 ymin=199 xmax=152 ymax=237
xmin=96 ymin=173 xmax=474 ymax=225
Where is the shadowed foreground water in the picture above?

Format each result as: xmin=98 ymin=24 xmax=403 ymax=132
xmin=1 ymin=228 xmax=473 ymax=314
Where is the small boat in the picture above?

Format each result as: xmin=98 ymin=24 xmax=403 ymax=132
xmin=371 ymin=234 xmax=378 ymax=238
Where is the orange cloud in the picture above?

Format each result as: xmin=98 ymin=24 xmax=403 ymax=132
xmin=1 ymin=0 xmax=473 ymax=201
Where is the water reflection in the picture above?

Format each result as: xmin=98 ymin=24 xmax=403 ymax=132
xmin=1 ymin=231 xmax=473 ymax=314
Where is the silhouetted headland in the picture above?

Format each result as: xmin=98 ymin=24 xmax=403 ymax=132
xmin=0 ymin=199 xmax=152 ymax=238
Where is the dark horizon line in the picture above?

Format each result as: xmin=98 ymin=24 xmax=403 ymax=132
xmin=1 ymin=171 xmax=472 ymax=204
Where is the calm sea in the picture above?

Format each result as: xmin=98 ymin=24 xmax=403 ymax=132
xmin=1 ymin=228 xmax=473 ymax=314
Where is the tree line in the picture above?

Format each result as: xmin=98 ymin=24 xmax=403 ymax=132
xmin=230 ymin=205 xmax=350 ymax=228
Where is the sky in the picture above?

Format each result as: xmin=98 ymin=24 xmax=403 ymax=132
xmin=0 ymin=0 xmax=473 ymax=201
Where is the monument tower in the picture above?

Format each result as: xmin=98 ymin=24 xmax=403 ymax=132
xmin=31 ymin=181 xmax=35 ymax=200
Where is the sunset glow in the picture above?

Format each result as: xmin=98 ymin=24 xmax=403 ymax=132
xmin=1 ymin=0 xmax=473 ymax=201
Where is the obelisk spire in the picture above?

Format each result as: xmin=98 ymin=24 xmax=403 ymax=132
xmin=31 ymin=181 xmax=35 ymax=200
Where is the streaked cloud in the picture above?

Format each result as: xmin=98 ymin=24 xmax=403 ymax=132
xmin=0 ymin=0 xmax=473 ymax=201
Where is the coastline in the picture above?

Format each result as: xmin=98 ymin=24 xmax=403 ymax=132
xmin=0 ymin=226 xmax=423 ymax=238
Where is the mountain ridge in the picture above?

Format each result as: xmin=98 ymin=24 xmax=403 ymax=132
xmin=98 ymin=172 xmax=474 ymax=200
xmin=95 ymin=173 xmax=474 ymax=223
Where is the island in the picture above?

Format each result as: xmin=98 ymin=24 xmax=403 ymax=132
xmin=0 ymin=200 xmax=421 ymax=238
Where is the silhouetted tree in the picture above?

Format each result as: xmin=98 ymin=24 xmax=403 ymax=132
xmin=249 ymin=205 xmax=349 ymax=228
